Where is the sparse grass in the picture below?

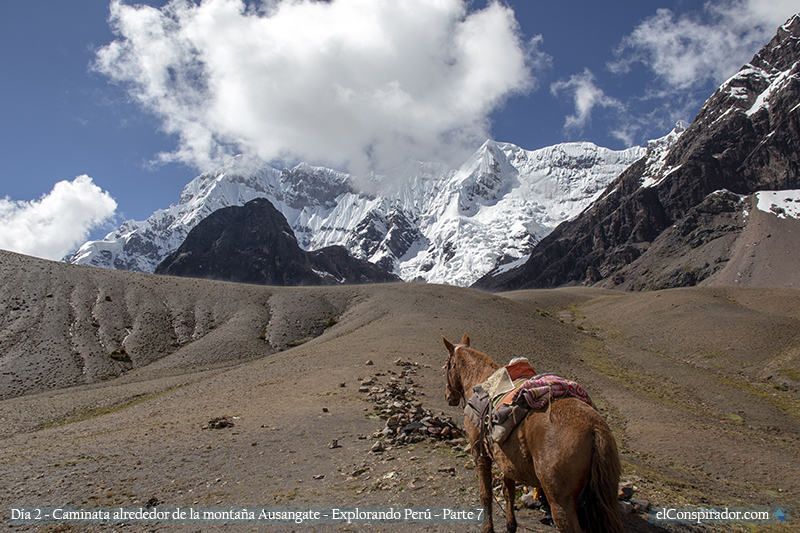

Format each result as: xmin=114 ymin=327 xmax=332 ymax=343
xmin=39 ymin=388 xmax=181 ymax=430
xmin=572 ymin=335 xmax=707 ymax=418
xmin=723 ymin=412 xmax=745 ymax=425
xmin=712 ymin=373 xmax=800 ymax=426
xmin=779 ymin=367 xmax=800 ymax=382
xmin=576 ymin=320 xmax=800 ymax=457
xmin=618 ymin=459 xmax=711 ymax=508
xmin=109 ymin=348 xmax=131 ymax=362
xmin=288 ymin=336 xmax=315 ymax=347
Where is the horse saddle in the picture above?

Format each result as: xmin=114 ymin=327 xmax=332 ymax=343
xmin=465 ymin=358 xmax=593 ymax=444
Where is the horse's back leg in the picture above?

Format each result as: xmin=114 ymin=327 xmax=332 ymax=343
xmin=502 ymin=476 xmax=517 ymax=533
xmin=546 ymin=490 xmax=582 ymax=533
xmin=539 ymin=454 xmax=588 ymax=533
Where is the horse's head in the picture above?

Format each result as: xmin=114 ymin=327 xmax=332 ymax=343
xmin=442 ymin=333 xmax=470 ymax=407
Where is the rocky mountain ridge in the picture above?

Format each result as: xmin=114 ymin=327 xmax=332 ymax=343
xmin=475 ymin=14 xmax=800 ymax=292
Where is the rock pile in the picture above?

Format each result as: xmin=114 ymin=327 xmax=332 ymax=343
xmin=359 ymin=358 xmax=463 ymax=448
xmin=204 ymin=417 xmax=235 ymax=429
xmin=617 ymin=481 xmax=651 ymax=516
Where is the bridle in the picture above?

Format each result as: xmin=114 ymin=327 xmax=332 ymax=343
xmin=445 ymin=345 xmax=493 ymax=461
xmin=443 ymin=348 xmax=467 ymax=406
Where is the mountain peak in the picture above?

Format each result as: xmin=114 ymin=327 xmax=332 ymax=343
xmin=155 ymin=198 xmax=399 ymax=285
xmin=65 ymin=135 xmax=646 ymax=286
xmin=474 ymin=16 xmax=800 ymax=292
xmin=780 ymin=13 xmax=800 ymax=35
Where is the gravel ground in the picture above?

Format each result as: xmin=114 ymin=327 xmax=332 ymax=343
xmin=1 ymin=251 xmax=798 ymax=532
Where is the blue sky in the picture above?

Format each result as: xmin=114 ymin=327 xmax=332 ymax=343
xmin=1 ymin=0 xmax=797 ymax=260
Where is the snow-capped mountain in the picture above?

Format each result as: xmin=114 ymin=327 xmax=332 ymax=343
xmin=65 ymin=138 xmax=647 ymax=287
xmin=475 ymin=14 xmax=800 ymax=292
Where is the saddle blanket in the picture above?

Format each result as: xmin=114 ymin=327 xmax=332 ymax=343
xmin=501 ymin=373 xmax=593 ymax=411
xmin=465 ymin=358 xmax=593 ymax=444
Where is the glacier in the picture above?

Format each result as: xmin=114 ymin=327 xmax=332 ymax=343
xmin=64 ymin=137 xmax=653 ymax=287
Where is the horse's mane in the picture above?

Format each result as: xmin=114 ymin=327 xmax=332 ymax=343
xmin=455 ymin=344 xmax=501 ymax=386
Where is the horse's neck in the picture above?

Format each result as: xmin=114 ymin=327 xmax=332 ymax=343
xmin=459 ymin=348 xmax=500 ymax=393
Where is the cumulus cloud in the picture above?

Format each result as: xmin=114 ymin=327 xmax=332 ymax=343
xmin=95 ymin=0 xmax=543 ymax=176
xmin=610 ymin=0 xmax=800 ymax=90
xmin=0 ymin=176 xmax=117 ymax=261
xmin=550 ymin=69 xmax=624 ymax=132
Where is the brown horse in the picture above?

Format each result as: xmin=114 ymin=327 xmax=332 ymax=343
xmin=443 ymin=334 xmax=622 ymax=533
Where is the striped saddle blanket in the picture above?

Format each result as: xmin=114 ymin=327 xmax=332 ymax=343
xmin=465 ymin=358 xmax=593 ymax=443
xmin=496 ymin=373 xmax=593 ymax=411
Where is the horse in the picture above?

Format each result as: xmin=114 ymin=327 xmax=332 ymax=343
xmin=443 ymin=334 xmax=623 ymax=533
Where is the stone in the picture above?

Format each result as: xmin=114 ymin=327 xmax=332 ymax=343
xmin=619 ymin=501 xmax=634 ymax=516
xmin=520 ymin=492 xmax=541 ymax=509
xmin=407 ymin=478 xmax=424 ymax=490
xmin=631 ymin=499 xmax=650 ymax=513
xmin=207 ymin=417 xmax=234 ymax=429
xmin=618 ymin=485 xmax=634 ymax=500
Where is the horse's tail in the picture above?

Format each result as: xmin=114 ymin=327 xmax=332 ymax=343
xmin=583 ymin=423 xmax=623 ymax=533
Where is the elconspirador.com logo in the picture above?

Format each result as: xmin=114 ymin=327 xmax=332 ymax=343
xmin=650 ymin=506 xmax=791 ymax=525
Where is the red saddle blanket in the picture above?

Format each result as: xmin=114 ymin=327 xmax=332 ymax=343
xmin=494 ymin=372 xmax=593 ymax=410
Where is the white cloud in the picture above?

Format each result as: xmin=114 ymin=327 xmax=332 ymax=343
xmin=95 ymin=0 xmax=543 ymax=176
xmin=0 ymin=176 xmax=117 ymax=261
xmin=549 ymin=0 xmax=798 ymax=147
xmin=550 ymin=68 xmax=624 ymax=132
xmin=610 ymin=0 xmax=800 ymax=90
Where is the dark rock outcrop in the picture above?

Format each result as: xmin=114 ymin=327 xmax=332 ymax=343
xmin=475 ymin=15 xmax=800 ymax=292
xmin=346 ymin=207 xmax=426 ymax=273
xmin=307 ymin=245 xmax=402 ymax=285
xmin=155 ymin=198 xmax=400 ymax=285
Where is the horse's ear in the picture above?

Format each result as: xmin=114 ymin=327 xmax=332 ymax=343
xmin=442 ymin=336 xmax=455 ymax=355
xmin=461 ymin=334 xmax=470 ymax=347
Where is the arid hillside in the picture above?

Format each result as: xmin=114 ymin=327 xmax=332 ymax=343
xmin=1 ymin=250 xmax=798 ymax=532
